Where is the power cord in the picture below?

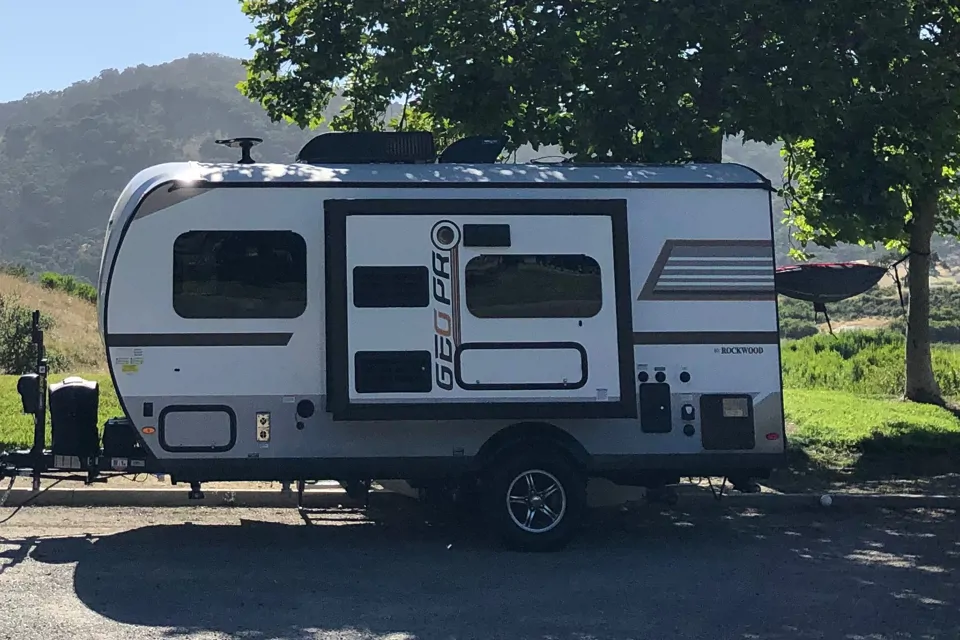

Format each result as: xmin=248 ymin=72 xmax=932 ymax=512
xmin=0 ymin=477 xmax=65 ymax=526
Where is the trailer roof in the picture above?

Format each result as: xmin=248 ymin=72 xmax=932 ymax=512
xmin=131 ymin=160 xmax=771 ymax=189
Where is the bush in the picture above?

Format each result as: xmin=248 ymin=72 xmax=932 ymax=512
xmin=782 ymin=329 xmax=960 ymax=397
xmin=0 ymin=263 xmax=30 ymax=279
xmin=39 ymin=271 xmax=97 ymax=303
xmin=0 ymin=294 xmax=58 ymax=374
xmin=779 ymin=318 xmax=819 ymax=339
xmin=887 ymin=317 xmax=960 ymax=343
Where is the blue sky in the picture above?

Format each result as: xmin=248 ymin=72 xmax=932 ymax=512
xmin=0 ymin=0 xmax=254 ymax=103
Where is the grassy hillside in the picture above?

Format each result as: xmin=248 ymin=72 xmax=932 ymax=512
xmin=0 ymin=272 xmax=104 ymax=372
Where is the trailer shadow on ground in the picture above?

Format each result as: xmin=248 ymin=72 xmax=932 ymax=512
xmin=4 ymin=500 xmax=960 ymax=639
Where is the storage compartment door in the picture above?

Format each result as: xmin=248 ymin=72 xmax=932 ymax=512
xmin=324 ymin=199 xmax=635 ymax=421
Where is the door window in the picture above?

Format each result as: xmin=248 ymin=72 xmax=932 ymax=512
xmin=464 ymin=254 xmax=602 ymax=319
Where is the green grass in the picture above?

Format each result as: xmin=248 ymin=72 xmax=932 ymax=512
xmin=784 ymin=388 xmax=960 ymax=461
xmin=0 ymin=373 xmax=120 ymax=450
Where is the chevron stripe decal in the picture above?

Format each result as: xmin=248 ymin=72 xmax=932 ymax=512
xmin=638 ymin=240 xmax=776 ymax=301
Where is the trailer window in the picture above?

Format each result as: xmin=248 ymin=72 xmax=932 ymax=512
xmin=464 ymin=254 xmax=602 ymax=318
xmin=173 ymin=230 xmax=307 ymax=319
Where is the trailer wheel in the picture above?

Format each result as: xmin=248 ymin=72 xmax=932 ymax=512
xmin=484 ymin=448 xmax=585 ymax=552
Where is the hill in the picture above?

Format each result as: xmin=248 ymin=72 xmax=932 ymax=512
xmin=1 ymin=53 xmax=958 ymax=282
xmin=0 ymin=272 xmax=104 ymax=372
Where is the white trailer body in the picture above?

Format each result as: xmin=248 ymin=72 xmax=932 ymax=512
xmin=97 ymin=159 xmax=785 ymax=488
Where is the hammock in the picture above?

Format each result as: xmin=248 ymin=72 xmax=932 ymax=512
xmin=774 ymin=257 xmax=911 ymax=333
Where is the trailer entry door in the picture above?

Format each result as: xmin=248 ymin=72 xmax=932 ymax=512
xmin=324 ymin=198 xmax=635 ymax=422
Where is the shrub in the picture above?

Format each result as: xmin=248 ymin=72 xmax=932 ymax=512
xmin=781 ymin=329 xmax=960 ymax=397
xmin=39 ymin=271 xmax=97 ymax=303
xmin=0 ymin=263 xmax=30 ymax=279
xmin=887 ymin=317 xmax=960 ymax=344
xmin=0 ymin=294 xmax=61 ymax=374
xmin=779 ymin=318 xmax=819 ymax=339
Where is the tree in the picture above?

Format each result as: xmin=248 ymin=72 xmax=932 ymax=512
xmin=238 ymin=0 xmax=769 ymax=163
xmin=236 ymin=0 xmax=960 ymax=405
xmin=758 ymin=1 xmax=960 ymax=404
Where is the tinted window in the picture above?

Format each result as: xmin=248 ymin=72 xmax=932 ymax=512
xmin=353 ymin=266 xmax=429 ymax=308
xmin=173 ymin=230 xmax=307 ymax=319
xmin=465 ymin=254 xmax=602 ymax=318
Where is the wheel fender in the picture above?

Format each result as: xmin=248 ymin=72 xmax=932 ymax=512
xmin=472 ymin=422 xmax=590 ymax=475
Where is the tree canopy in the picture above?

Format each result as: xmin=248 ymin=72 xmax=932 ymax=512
xmin=239 ymin=0 xmax=777 ymax=162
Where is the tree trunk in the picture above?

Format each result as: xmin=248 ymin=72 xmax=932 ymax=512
xmin=904 ymin=183 xmax=942 ymax=404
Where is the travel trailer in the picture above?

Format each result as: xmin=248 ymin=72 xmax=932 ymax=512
xmin=4 ymin=132 xmax=786 ymax=551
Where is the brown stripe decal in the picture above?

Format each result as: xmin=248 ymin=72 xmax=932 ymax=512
xmin=107 ymin=333 xmax=293 ymax=347
xmin=639 ymin=239 xmax=776 ymax=301
xmin=451 ymin=245 xmax=462 ymax=347
xmin=633 ymin=331 xmax=779 ymax=345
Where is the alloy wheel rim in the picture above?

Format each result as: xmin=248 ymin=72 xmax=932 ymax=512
xmin=506 ymin=469 xmax=567 ymax=534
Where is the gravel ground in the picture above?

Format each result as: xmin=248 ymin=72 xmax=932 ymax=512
xmin=0 ymin=500 xmax=958 ymax=639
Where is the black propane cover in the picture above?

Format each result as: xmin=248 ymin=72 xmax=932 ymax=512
xmin=16 ymin=373 xmax=40 ymax=414
xmin=49 ymin=376 xmax=100 ymax=458
xmin=102 ymin=417 xmax=140 ymax=458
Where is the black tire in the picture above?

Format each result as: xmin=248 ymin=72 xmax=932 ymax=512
xmin=482 ymin=447 xmax=586 ymax=552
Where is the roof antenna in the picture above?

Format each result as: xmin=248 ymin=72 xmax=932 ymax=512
xmin=214 ymin=137 xmax=263 ymax=164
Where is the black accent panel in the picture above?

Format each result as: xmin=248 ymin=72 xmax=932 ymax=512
xmin=107 ymin=333 xmax=293 ymax=347
xmin=158 ymin=405 xmax=237 ymax=453
xmin=353 ymin=266 xmax=429 ymax=308
xmin=633 ymin=331 xmax=779 ymax=345
xmin=638 ymin=383 xmax=672 ymax=433
xmin=143 ymin=402 xmax=154 ymax=417
xmin=699 ymin=394 xmax=756 ymax=450
xmin=454 ymin=341 xmax=587 ymax=391
xmin=354 ymin=351 xmax=433 ymax=394
xmin=463 ymin=223 xmax=511 ymax=247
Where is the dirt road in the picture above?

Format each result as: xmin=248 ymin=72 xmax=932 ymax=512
xmin=0 ymin=500 xmax=957 ymax=639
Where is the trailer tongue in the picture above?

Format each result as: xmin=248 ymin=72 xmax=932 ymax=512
xmin=3 ymin=312 xmax=146 ymax=491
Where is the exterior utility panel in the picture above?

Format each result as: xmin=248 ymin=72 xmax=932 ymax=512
xmin=99 ymin=160 xmax=785 ymax=482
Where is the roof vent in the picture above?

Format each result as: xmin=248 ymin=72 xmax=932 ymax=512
xmin=296 ymin=131 xmax=436 ymax=164
xmin=215 ymin=137 xmax=263 ymax=164
xmin=438 ymin=135 xmax=507 ymax=163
